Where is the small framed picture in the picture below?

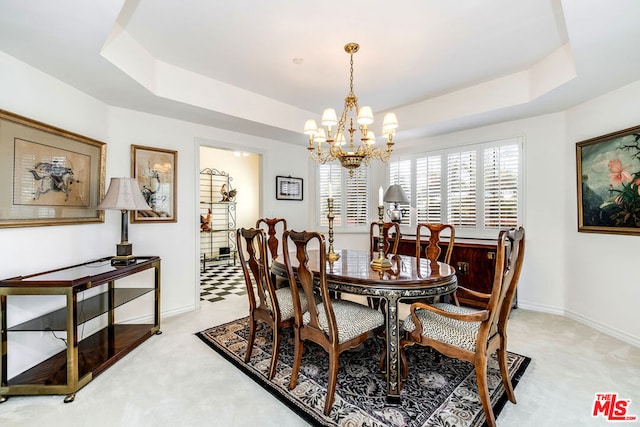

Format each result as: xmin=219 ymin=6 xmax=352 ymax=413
xmin=276 ymin=176 xmax=303 ymax=201
xmin=131 ymin=144 xmax=178 ymax=222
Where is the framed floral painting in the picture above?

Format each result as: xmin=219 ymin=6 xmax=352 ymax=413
xmin=576 ymin=124 xmax=640 ymax=235
xmin=131 ymin=145 xmax=177 ymax=223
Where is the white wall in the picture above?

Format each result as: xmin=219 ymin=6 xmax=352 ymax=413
xmin=1 ymin=46 xmax=639 ymax=377
xmin=396 ymin=113 xmax=568 ymax=315
xmin=564 ymin=80 xmax=640 ymax=345
xmin=0 ymin=51 xmax=313 ymax=375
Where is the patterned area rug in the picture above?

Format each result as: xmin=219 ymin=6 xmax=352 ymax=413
xmin=196 ymin=317 xmax=530 ymax=427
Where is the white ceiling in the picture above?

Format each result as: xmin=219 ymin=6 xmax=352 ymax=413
xmin=1 ymin=0 xmax=639 ymax=146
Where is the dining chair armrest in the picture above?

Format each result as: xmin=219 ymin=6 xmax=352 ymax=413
xmin=408 ymin=301 xmax=490 ymax=337
xmin=455 ymin=286 xmax=491 ymax=302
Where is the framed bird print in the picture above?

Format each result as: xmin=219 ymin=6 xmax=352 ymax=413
xmin=0 ymin=109 xmax=106 ymax=228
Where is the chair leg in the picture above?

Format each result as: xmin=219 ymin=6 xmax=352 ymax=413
xmin=268 ymin=325 xmax=280 ymax=380
xmin=245 ymin=316 xmax=256 ymax=363
xmin=324 ymin=352 xmax=339 ymax=416
xmin=498 ymin=345 xmax=516 ymax=403
xmin=289 ymin=332 xmax=303 ymax=390
xmin=475 ymin=355 xmax=496 ymax=427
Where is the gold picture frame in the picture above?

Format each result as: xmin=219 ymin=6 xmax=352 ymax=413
xmin=131 ymin=144 xmax=178 ymax=223
xmin=577 ymin=124 xmax=640 ymax=235
xmin=0 ymin=109 xmax=106 ymax=228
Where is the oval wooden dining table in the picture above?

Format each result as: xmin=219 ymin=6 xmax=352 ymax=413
xmin=271 ymin=248 xmax=458 ymax=403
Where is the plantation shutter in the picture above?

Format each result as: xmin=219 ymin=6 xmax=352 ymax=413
xmin=388 ymin=159 xmax=411 ymax=225
xmin=483 ymin=143 xmax=519 ymax=228
xmin=416 ymin=155 xmax=442 ymax=223
xmin=320 ymin=163 xmax=368 ymax=229
xmin=447 ymin=150 xmax=477 ymax=227
xmin=345 ymin=166 xmax=369 ymax=226
xmin=319 ymin=164 xmax=342 ymax=226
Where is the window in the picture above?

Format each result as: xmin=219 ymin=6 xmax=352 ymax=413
xmin=388 ymin=159 xmax=412 ymax=225
xmin=389 ymin=137 xmax=522 ymax=238
xmin=319 ymin=164 xmax=369 ymax=231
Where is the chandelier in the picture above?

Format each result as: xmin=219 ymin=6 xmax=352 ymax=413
xmin=304 ymin=43 xmax=398 ymax=176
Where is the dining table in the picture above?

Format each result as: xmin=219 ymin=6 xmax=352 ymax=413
xmin=271 ymin=248 xmax=458 ymax=403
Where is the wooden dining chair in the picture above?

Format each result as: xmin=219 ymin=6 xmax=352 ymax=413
xmin=400 ymin=227 xmax=525 ymax=427
xmin=256 ymin=217 xmax=287 ymax=261
xmin=416 ymin=223 xmax=455 ymax=269
xmin=369 ymin=221 xmax=401 ymax=259
xmin=256 ymin=217 xmax=288 ymax=288
xmin=283 ymin=230 xmax=385 ymax=416
xmin=236 ymin=227 xmax=304 ymax=380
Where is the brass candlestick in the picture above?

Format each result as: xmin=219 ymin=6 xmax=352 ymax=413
xmin=327 ymin=197 xmax=340 ymax=261
xmin=370 ymin=205 xmax=392 ymax=271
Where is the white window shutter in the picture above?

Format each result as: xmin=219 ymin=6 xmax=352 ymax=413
xmin=416 ymin=155 xmax=442 ymax=223
xmin=388 ymin=160 xmax=412 ymax=225
xmin=483 ymin=143 xmax=519 ymax=228
xmin=447 ymin=151 xmax=477 ymax=227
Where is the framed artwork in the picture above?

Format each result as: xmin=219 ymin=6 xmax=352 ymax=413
xmin=576 ymin=124 xmax=640 ymax=235
xmin=131 ymin=145 xmax=178 ymax=222
xmin=0 ymin=109 xmax=106 ymax=228
xmin=276 ymin=175 xmax=303 ymax=201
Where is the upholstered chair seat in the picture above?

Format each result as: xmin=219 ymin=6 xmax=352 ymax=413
xmin=402 ymin=303 xmax=481 ymax=352
xmin=303 ymin=300 xmax=384 ymax=344
xmin=264 ymin=287 xmax=309 ymax=321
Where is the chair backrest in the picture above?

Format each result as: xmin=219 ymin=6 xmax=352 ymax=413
xmin=237 ymin=227 xmax=279 ymax=315
xmin=416 ymin=223 xmax=455 ymax=268
xmin=256 ymin=218 xmax=287 ymax=261
xmin=480 ymin=227 xmax=525 ymax=344
xmin=369 ymin=221 xmax=401 ymax=259
xmin=283 ymin=230 xmax=338 ymax=344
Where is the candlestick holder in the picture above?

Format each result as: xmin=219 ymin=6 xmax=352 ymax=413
xmin=370 ymin=205 xmax=391 ymax=271
xmin=327 ymin=197 xmax=340 ymax=262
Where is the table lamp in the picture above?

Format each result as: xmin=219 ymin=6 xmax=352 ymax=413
xmin=97 ymin=177 xmax=152 ymax=266
xmin=383 ymin=184 xmax=410 ymax=223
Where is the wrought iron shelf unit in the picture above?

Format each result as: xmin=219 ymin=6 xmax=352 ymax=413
xmin=200 ymin=168 xmax=237 ymax=271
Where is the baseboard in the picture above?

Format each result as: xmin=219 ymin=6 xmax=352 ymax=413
xmin=516 ymin=300 xmax=565 ymax=316
xmin=564 ymin=309 xmax=640 ymax=348
xmin=516 ymin=300 xmax=639 ymax=348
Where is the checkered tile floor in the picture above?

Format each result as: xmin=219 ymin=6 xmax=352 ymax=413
xmin=200 ymin=263 xmax=246 ymax=303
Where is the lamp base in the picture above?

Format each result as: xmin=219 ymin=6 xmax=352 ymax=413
xmin=111 ymin=255 xmax=137 ymax=266
xmin=113 ymin=242 xmax=135 ymax=266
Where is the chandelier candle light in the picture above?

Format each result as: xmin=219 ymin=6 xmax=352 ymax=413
xmin=371 ymin=186 xmax=392 ymax=272
xmin=304 ymin=43 xmax=398 ymax=176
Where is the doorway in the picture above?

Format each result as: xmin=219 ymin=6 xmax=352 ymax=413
xmin=198 ymin=146 xmax=260 ymax=303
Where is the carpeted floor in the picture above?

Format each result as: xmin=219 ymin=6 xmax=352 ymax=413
xmin=196 ymin=317 xmax=530 ymax=427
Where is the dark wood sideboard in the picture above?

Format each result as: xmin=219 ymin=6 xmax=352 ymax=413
xmin=391 ymin=235 xmax=503 ymax=308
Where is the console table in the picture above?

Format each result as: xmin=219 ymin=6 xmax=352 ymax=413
xmin=0 ymin=256 xmax=161 ymax=403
